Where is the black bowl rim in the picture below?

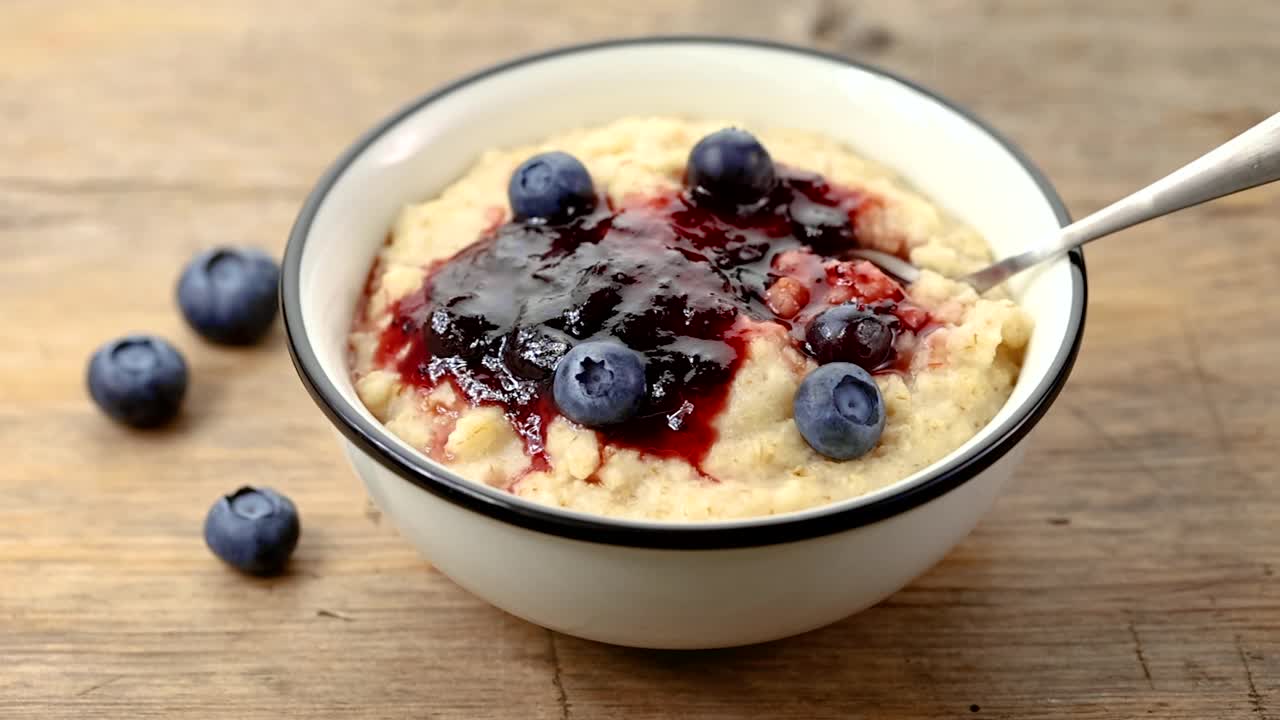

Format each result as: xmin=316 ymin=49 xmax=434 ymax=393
xmin=282 ymin=35 xmax=1087 ymax=550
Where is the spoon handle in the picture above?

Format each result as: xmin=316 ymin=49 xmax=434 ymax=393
xmin=967 ymin=111 xmax=1280 ymax=292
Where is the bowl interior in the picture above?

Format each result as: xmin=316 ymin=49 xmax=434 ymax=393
xmin=292 ymin=40 xmax=1076 ymax=528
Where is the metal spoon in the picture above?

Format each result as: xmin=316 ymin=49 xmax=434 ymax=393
xmin=850 ymin=112 xmax=1280 ymax=293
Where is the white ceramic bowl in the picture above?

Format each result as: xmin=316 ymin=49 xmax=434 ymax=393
xmin=283 ymin=37 xmax=1086 ymax=649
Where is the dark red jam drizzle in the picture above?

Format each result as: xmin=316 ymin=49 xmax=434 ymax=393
xmin=371 ymin=168 xmax=934 ymax=474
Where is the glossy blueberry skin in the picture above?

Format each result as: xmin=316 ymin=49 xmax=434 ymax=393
xmin=686 ymin=128 xmax=777 ymax=211
xmin=203 ymin=487 xmax=300 ymax=577
xmin=552 ymin=341 xmax=646 ymax=427
xmin=508 ymin=151 xmax=597 ymax=224
xmin=177 ymin=247 xmax=280 ymax=345
xmin=86 ymin=335 xmax=188 ymax=428
xmin=793 ymin=362 xmax=886 ymax=460
xmin=805 ymin=304 xmax=897 ymax=370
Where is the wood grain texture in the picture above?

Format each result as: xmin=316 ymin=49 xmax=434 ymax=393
xmin=2 ymin=1 xmax=1277 ymax=717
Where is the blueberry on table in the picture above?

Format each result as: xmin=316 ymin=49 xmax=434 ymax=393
xmin=553 ymin=341 xmax=646 ymax=427
xmin=686 ymin=128 xmax=777 ymax=211
xmin=805 ymin=303 xmax=897 ymax=370
xmin=204 ymin=487 xmax=300 ymax=577
xmin=508 ymin=151 xmax=597 ymax=224
xmin=793 ymin=362 xmax=886 ymax=460
xmin=86 ymin=335 xmax=188 ymax=428
xmin=177 ymin=247 xmax=280 ymax=345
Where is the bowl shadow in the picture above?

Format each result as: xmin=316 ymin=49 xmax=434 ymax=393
xmin=547 ymin=548 xmax=1027 ymax=718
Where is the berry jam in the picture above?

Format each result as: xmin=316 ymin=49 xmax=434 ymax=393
xmin=371 ymin=168 xmax=933 ymax=474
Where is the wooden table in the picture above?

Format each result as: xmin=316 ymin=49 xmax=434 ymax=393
xmin=3 ymin=2 xmax=1277 ymax=717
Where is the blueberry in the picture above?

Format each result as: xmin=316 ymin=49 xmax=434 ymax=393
xmin=793 ymin=363 xmax=885 ymax=460
xmin=805 ymin=303 xmax=898 ymax=370
xmin=789 ymin=198 xmax=854 ymax=254
xmin=177 ymin=247 xmax=280 ymax=345
xmin=508 ymin=151 xmax=597 ymax=224
xmin=86 ymin=335 xmax=188 ymax=428
xmin=203 ymin=486 xmax=300 ymax=577
xmin=552 ymin=341 xmax=646 ymax=427
xmin=687 ymin=128 xmax=777 ymax=211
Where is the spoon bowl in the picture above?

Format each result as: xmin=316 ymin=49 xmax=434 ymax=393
xmin=855 ymin=112 xmax=1280 ymax=293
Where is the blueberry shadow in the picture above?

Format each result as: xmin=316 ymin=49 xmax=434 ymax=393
xmin=167 ymin=319 xmax=290 ymax=427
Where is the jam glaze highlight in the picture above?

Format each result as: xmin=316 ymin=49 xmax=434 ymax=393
xmin=369 ymin=168 xmax=934 ymax=477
